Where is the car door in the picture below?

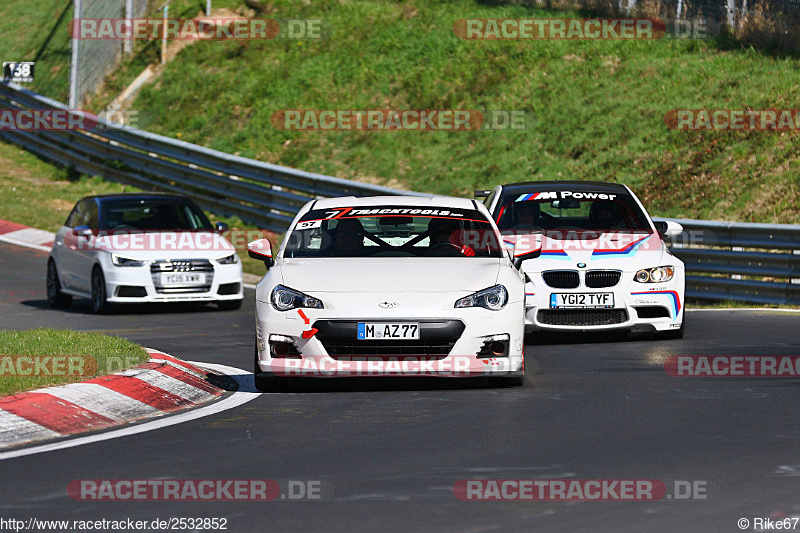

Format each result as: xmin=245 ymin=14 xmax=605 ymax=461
xmin=55 ymin=201 xmax=85 ymax=290
xmin=59 ymin=199 xmax=97 ymax=294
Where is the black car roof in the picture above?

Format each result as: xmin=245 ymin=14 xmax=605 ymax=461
xmin=499 ymin=181 xmax=629 ymax=194
xmin=88 ymin=193 xmax=193 ymax=203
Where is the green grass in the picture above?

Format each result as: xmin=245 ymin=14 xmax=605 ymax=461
xmin=0 ymin=0 xmax=73 ymax=102
xmin=0 ymin=139 xmax=272 ymax=275
xmin=95 ymin=0 xmax=798 ymax=224
xmin=0 ymin=328 xmax=148 ymax=395
xmin=0 ymin=141 xmax=132 ymax=232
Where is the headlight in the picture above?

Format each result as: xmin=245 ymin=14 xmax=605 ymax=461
xmin=271 ymin=285 xmax=324 ymax=311
xmin=454 ymin=285 xmax=508 ymax=311
xmin=215 ymin=253 xmax=238 ymax=264
xmin=111 ymin=253 xmax=149 ymax=267
xmin=634 ymin=266 xmax=675 ymax=283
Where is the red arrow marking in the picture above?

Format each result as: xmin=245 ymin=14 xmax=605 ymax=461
xmin=297 ymin=309 xmax=310 ymax=324
xmin=301 ymin=328 xmax=319 ymax=339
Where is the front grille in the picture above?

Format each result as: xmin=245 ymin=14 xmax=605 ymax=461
xmin=150 ymin=259 xmax=214 ymax=293
xmin=537 ymin=309 xmax=628 ymax=326
xmin=313 ymin=320 xmax=465 ymax=357
xmin=542 ymin=270 xmax=580 ymax=289
xmin=585 ymin=270 xmax=621 ymax=288
xmin=634 ymin=306 xmax=671 ymax=319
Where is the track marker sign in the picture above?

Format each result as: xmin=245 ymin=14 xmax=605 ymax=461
xmin=3 ymin=62 xmax=35 ymax=83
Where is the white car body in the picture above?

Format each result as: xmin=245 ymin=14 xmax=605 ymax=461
xmin=48 ymin=194 xmax=243 ymax=311
xmin=483 ymin=182 xmax=685 ymax=336
xmin=251 ymin=195 xmax=526 ymax=384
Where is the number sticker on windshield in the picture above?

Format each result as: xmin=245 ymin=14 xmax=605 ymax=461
xmin=296 ymin=220 xmax=322 ymax=230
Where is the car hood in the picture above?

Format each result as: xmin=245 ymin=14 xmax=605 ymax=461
xmin=510 ymin=231 xmax=668 ymax=271
xmin=278 ymin=258 xmax=502 ymax=293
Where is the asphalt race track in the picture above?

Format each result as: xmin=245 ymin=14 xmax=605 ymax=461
xmin=1 ymin=240 xmax=798 ymax=532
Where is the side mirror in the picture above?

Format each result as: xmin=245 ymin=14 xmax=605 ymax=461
xmin=248 ymin=239 xmax=274 ymax=268
xmin=216 ymin=222 xmax=229 ymax=234
xmin=655 ymin=220 xmax=683 ymax=239
xmin=71 ymin=225 xmax=93 ymax=238
xmin=474 ymin=190 xmax=491 ymax=199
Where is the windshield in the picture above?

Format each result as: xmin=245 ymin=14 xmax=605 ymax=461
xmin=494 ymin=190 xmax=652 ymax=234
xmin=283 ymin=205 xmax=504 ymax=258
xmin=99 ymin=199 xmax=213 ymax=231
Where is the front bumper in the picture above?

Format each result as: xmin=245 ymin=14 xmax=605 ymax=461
xmin=101 ymin=260 xmax=244 ymax=304
xmin=523 ymin=271 xmax=684 ymax=333
xmin=255 ymin=303 xmax=525 ymax=378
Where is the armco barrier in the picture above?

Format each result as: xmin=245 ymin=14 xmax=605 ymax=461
xmin=653 ymin=218 xmax=800 ymax=305
xmin=1 ymin=82 xmax=798 ymax=304
xmin=0 ymin=82 xmax=430 ymax=232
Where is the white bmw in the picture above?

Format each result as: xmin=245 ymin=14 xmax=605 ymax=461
xmin=47 ymin=193 xmax=244 ymax=313
xmin=480 ymin=181 xmax=686 ymax=339
xmin=247 ymin=195 xmax=526 ymax=390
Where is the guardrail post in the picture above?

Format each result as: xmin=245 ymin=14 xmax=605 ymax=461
xmin=124 ymin=0 xmax=133 ymax=56
xmin=68 ymin=0 xmax=82 ymax=109
xmin=161 ymin=3 xmax=169 ymax=64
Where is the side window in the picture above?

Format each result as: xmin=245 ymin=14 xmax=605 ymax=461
xmin=86 ymin=201 xmax=99 ymax=230
xmin=65 ymin=200 xmax=87 ymax=228
xmin=64 ymin=207 xmax=78 ymax=228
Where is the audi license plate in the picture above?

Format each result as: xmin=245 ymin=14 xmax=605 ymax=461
xmin=550 ymin=293 xmax=614 ymax=309
xmin=160 ymin=273 xmax=204 ymax=285
xmin=357 ymin=323 xmax=420 ymax=340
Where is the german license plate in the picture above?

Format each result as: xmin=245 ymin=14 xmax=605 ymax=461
xmin=160 ymin=273 xmax=204 ymax=285
xmin=550 ymin=293 xmax=614 ymax=309
xmin=357 ymin=323 xmax=420 ymax=340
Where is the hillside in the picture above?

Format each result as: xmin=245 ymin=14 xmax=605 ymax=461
xmin=3 ymin=0 xmax=799 ymax=223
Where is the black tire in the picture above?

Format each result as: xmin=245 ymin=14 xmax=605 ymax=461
xmin=91 ymin=266 xmax=111 ymax=315
xmin=659 ymin=319 xmax=685 ymax=340
xmin=46 ymin=260 xmax=72 ymax=308
xmin=253 ymin=344 xmax=293 ymax=392
xmin=489 ymin=375 xmax=525 ymax=387
xmin=218 ymin=299 xmax=243 ymax=311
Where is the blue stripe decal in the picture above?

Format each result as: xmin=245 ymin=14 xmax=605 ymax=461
xmin=592 ymin=235 xmax=651 ymax=257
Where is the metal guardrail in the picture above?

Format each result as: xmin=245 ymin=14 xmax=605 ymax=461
xmin=0 ymin=82 xmax=430 ymax=233
xmin=653 ymin=218 xmax=800 ymax=305
xmin=1 ymin=82 xmax=798 ymax=305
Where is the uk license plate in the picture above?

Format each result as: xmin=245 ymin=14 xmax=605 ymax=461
xmin=160 ymin=273 xmax=204 ymax=285
xmin=357 ymin=323 xmax=420 ymax=340
xmin=550 ymin=293 xmax=614 ymax=309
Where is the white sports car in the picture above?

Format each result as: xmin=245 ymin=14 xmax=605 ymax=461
xmin=247 ymin=195 xmax=526 ymax=390
xmin=480 ymin=181 xmax=686 ymax=338
xmin=47 ymin=193 xmax=244 ymax=313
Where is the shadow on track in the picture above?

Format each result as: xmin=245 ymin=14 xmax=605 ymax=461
xmin=252 ymin=376 xmax=525 ymax=393
xmin=20 ymin=298 xmax=229 ymax=315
